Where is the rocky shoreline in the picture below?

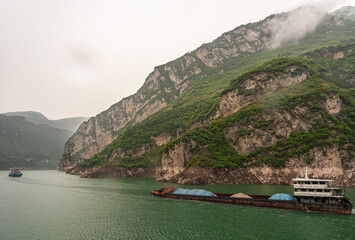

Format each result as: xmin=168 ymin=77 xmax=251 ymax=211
xmin=66 ymin=166 xmax=156 ymax=178
xmin=64 ymin=165 xmax=355 ymax=187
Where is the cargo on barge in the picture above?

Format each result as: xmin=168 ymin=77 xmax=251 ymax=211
xmin=151 ymin=169 xmax=353 ymax=215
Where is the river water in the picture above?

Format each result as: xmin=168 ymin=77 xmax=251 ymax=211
xmin=0 ymin=170 xmax=354 ymax=240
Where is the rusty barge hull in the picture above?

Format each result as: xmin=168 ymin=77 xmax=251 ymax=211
xmin=151 ymin=191 xmax=353 ymax=215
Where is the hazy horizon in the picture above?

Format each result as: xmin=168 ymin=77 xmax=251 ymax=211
xmin=1 ymin=0 xmax=354 ymax=120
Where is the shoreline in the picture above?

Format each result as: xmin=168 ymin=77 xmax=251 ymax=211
xmin=63 ymin=166 xmax=355 ymax=187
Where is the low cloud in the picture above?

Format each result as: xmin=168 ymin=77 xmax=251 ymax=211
xmin=266 ymin=5 xmax=326 ymax=48
xmin=59 ymin=45 xmax=97 ymax=86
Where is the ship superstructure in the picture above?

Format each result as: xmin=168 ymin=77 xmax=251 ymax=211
xmin=292 ymin=168 xmax=345 ymax=204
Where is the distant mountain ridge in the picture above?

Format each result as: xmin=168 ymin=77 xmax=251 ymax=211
xmin=3 ymin=111 xmax=88 ymax=132
xmin=0 ymin=114 xmax=73 ymax=169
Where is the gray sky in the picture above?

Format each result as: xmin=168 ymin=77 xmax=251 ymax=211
xmin=0 ymin=0 xmax=353 ymax=119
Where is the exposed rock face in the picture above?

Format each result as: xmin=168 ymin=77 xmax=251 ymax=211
xmin=157 ymin=146 xmax=354 ymax=186
xmin=224 ymin=108 xmax=316 ymax=155
xmin=324 ymin=94 xmax=342 ymax=114
xmin=156 ymin=141 xmax=195 ymax=182
xmin=151 ymin=133 xmax=171 ymax=146
xmin=157 ymin=89 xmax=354 ymax=186
xmin=213 ymin=68 xmax=308 ymax=119
xmin=194 ymin=21 xmax=272 ymax=67
xmin=60 ymin=10 xmax=280 ymax=170
xmin=333 ymin=51 xmax=345 ymax=60
xmin=61 ymin=6 xmax=355 ymax=185
xmin=59 ymin=94 xmax=169 ymax=170
xmin=67 ymin=166 xmax=156 ymax=178
xmin=60 ymin=59 xmax=198 ymax=170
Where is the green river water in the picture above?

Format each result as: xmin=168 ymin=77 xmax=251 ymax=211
xmin=0 ymin=170 xmax=354 ymax=240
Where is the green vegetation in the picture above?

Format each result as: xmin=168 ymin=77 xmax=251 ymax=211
xmin=78 ymin=13 xmax=355 ymax=169
xmin=161 ymin=44 xmax=355 ymax=168
xmin=0 ymin=115 xmax=73 ymax=169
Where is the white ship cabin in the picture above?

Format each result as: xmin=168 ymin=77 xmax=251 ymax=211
xmin=292 ymin=168 xmax=345 ymax=200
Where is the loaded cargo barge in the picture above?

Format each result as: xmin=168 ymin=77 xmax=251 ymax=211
xmin=151 ymin=169 xmax=353 ymax=215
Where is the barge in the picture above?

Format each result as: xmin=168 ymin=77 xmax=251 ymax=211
xmin=151 ymin=169 xmax=353 ymax=215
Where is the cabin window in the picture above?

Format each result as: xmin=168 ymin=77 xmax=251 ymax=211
xmin=319 ymin=181 xmax=326 ymax=185
xmin=311 ymin=181 xmax=318 ymax=184
xmin=301 ymin=189 xmax=306 ymax=192
xmin=316 ymin=189 xmax=322 ymax=192
xmin=325 ymin=190 xmax=330 ymax=192
xmin=293 ymin=181 xmax=297 ymax=184
xmin=295 ymin=189 xmax=298 ymax=192
xmin=305 ymin=181 xmax=311 ymax=184
xmin=309 ymin=189 xmax=314 ymax=192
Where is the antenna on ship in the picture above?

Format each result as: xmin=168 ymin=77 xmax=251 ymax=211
xmin=305 ymin=167 xmax=308 ymax=179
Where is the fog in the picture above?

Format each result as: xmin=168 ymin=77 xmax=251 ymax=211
xmin=0 ymin=0 xmax=353 ymax=119
xmin=266 ymin=1 xmax=348 ymax=48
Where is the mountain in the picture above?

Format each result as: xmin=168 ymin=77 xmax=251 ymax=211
xmin=156 ymin=44 xmax=355 ymax=186
xmin=61 ymin=6 xmax=355 ymax=185
xmin=0 ymin=115 xmax=73 ymax=169
xmin=3 ymin=111 xmax=88 ymax=132
xmin=51 ymin=117 xmax=89 ymax=133
xmin=4 ymin=111 xmax=52 ymax=125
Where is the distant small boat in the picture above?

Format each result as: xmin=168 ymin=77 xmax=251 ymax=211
xmin=9 ymin=168 xmax=23 ymax=177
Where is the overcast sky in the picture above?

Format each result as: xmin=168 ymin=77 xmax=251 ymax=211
xmin=0 ymin=0 xmax=354 ymax=119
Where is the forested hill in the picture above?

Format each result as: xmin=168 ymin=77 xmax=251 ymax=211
xmin=62 ymin=6 xmax=355 ymax=186
xmin=0 ymin=115 xmax=73 ymax=169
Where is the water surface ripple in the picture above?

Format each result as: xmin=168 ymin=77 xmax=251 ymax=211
xmin=0 ymin=170 xmax=354 ymax=240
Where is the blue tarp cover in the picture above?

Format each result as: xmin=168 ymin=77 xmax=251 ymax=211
xmin=268 ymin=193 xmax=295 ymax=201
xmin=172 ymin=188 xmax=217 ymax=197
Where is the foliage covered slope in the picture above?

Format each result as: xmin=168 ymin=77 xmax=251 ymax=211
xmin=0 ymin=115 xmax=73 ymax=169
xmin=164 ymin=44 xmax=355 ymax=169
xmin=75 ymin=8 xmax=355 ymax=169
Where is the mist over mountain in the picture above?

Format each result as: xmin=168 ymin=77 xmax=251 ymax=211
xmin=0 ymin=111 xmax=87 ymax=169
xmin=3 ymin=111 xmax=88 ymax=132
xmin=0 ymin=114 xmax=73 ymax=169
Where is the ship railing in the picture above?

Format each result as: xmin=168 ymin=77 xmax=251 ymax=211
xmin=294 ymin=192 xmax=345 ymax=197
xmin=294 ymin=184 xmax=329 ymax=189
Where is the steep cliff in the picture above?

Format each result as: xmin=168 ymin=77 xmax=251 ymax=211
xmin=59 ymin=8 xmax=351 ymax=170
xmin=157 ymin=44 xmax=355 ymax=186
xmin=60 ymin=4 xmax=280 ymax=170
xmin=62 ymin=7 xmax=355 ymax=185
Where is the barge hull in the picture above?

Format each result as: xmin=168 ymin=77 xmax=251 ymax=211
xmin=151 ymin=192 xmax=352 ymax=215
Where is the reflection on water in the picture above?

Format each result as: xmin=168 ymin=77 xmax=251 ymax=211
xmin=0 ymin=170 xmax=354 ymax=240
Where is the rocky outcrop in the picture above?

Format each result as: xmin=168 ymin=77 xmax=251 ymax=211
xmin=156 ymin=141 xmax=195 ymax=182
xmin=60 ymin=59 xmax=199 ymax=170
xmin=151 ymin=133 xmax=172 ymax=146
xmin=157 ymin=146 xmax=354 ymax=186
xmin=60 ymin=9 xmax=278 ymax=170
xmin=213 ymin=68 xmax=308 ymax=119
xmin=224 ymin=110 xmax=313 ymax=155
xmin=157 ymin=86 xmax=354 ymax=186
xmin=67 ymin=166 xmax=156 ymax=178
